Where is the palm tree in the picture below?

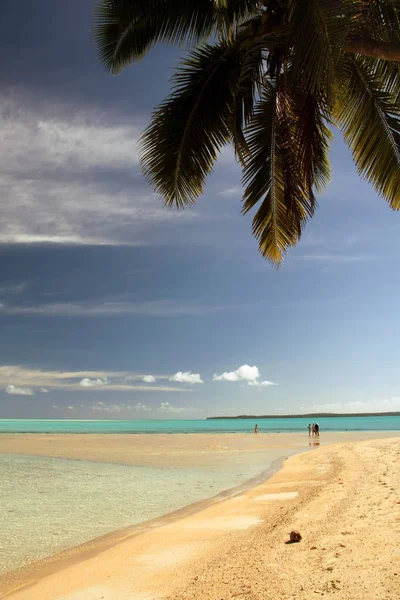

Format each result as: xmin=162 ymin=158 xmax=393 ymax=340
xmin=94 ymin=1 xmax=400 ymax=264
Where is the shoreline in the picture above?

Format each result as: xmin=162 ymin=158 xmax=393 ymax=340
xmin=1 ymin=438 xmax=309 ymax=595
xmin=0 ymin=452 xmax=293 ymax=596
xmin=2 ymin=432 xmax=400 ymax=599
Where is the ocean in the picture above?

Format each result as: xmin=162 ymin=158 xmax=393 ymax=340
xmin=1 ymin=415 xmax=400 ymax=433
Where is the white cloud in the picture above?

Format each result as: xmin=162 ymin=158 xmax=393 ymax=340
xmin=5 ymin=384 xmax=35 ymax=396
xmin=213 ymin=364 xmax=260 ymax=383
xmin=159 ymin=402 xmax=185 ymax=413
xmin=0 ymin=282 xmax=27 ymax=294
xmin=92 ymin=401 xmax=152 ymax=413
xmin=0 ymin=299 xmax=231 ymax=317
xmin=134 ymin=402 xmax=152 ymax=412
xmin=248 ymin=380 xmax=277 ymax=387
xmin=169 ymin=371 xmax=203 ymax=384
xmin=217 ymin=186 xmax=241 ymax=197
xmin=142 ymin=375 xmax=156 ymax=383
xmin=0 ymin=94 xmax=196 ymax=247
xmin=92 ymin=402 xmax=124 ymax=413
xmin=309 ymin=397 xmax=400 ymax=413
xmin=80 ymin=377 xmax=108 ymax=387
xmin=213 ymin=365 xmax=277 ymax=388
xmin=294 ymin=253 xmax=371 ymax=263
xmin=159 ymin=401 xmax=203 ymax=414
xmin=33 ymin=117 xmax=140 ymax=171
xmin=0 ymin=365 xmax=185 ymax=393
xmin=67 ymin=406 xmax=74 ymax=411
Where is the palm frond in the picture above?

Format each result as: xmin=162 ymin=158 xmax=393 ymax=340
xmin=94 ymin=0 xmax=217 ymax=73
xmin=291 ymin=88 xmax=332 ymax=204
xmin=228 ymin=12 xmax=292 ymax=164
xmin=214 ymin=0 xmax=259 ymax=39
xmin=359 ymin=0 xmax=400 ymax=43
xmin=242 ymin=80 xmax=330 ymax=264
xmin=227 ymin=18 xmax=266 ymax=164
xmin=335 ymin=55 xmax=400 ymax=209
xmin=287 ymin=0 xmax=355 ymax=100
xmin=94 ymin=1 xmax=260 ymax=73
xmin=140 ymin=42 xmax=244 ymax=208
xmin=364 ymin=57 xmax=400 ymax=103
xmin=228 ymin=46 xmax=262 ymax=164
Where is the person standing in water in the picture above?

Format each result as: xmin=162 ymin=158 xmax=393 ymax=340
xmin=254 ymin=424 xmax=258 ymax=434
xmin=308 ymin=423 xmax=312 ymax=437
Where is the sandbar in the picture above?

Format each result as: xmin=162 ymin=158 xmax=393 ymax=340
xmin=0 ymin=430 xmax=396 ymax=468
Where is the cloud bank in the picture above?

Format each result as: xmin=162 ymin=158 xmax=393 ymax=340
xmin=0 ymin=299 xmax=234 ymax=318
xmin=0 ymin=94 xmax=195 ymax=247
xmin=309 ymin=397 xmax=400 ymax=413
xmin=0 ymin=366 xmax=186 ymax=393
xmin=52 ymin=401 xmax=202 ymax=415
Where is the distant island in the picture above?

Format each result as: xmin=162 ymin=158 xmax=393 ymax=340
xmin=207 ymin=412 xmax=400 ymax=419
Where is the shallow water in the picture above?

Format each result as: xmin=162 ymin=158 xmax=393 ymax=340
xmin=0 ymin=452 xmax=274 ymax=575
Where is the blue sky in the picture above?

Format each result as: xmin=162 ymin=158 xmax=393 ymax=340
xmin=0 ymin=0 xmax=400 ymax=419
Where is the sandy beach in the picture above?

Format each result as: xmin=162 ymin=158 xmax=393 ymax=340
xmin=1 ymin=433 xmax=399 ymax=599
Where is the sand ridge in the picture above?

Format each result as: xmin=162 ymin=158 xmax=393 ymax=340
xmin=2 ymin=437 xmax=400 ymax=600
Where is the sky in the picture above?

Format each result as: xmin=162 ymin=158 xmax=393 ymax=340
xmin=0 ymin=0 xmax=400 ymax=419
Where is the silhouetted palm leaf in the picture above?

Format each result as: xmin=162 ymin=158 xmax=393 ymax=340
xmin=287 ymin=0 xmax=354 ymax=101
xmin=94 ymin=0 xmax=217 ymax=73
xmin=336 ymin=56 xmax=400 ymax=208
xmin=140 ymin=42 xmax=245 ymax=207
xmin=94 ymin=0 xmax=257 ymax=73
xmin=242 ymin=81 xmax=330 ymax=263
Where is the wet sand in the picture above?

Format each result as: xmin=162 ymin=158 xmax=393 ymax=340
xmin=1 ymin=433 xmax=400 ymax=599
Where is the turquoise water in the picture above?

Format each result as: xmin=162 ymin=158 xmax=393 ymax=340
xmin=0 ymin=415 xmax=399 ymax=433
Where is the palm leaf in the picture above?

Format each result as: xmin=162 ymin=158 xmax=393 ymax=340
xmin=94 ymin=1 xmax=259 ymax=74
xmin=365 ymin=57 xmax=400 ymax=103
xmin=359 ymin=0 xmax=400 ymax=43
xmin=140 ymin=42 xmax=244 ymax=208
xmin=227 ymin=17 xmax=266 ymax=164
xmin=335 ymin=55 xmax=400 ymax=209
xmin=94 ymin=0 xmax=217 ymax=73
xmin=292 ymin=88 xmax=332 ymax=197
xmin=287 ymin=0 xmax=354 ymax=100
xmin=214 ymin=0 xmax=260 ymax=39
xmin=242 ymin=80 xmax=330 ymax=263
xmin=227 ymin=12 xmax=291 ymax=165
